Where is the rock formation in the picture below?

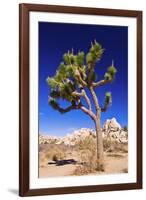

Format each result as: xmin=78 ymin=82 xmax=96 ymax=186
xmin=39 ymin=118 xmax=128 ymax=145
xmin=102 ymin=118 xmax=128 ymax=143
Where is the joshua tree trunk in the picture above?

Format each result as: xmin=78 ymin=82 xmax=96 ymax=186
xmin=94 ymin=110 xmax=104 ymax=171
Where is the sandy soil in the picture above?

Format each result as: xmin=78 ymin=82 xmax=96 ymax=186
xmin=39 ymin=152 xmax=128 ymax=178
xmin=39 ymin=164 xmax=77 ymax=178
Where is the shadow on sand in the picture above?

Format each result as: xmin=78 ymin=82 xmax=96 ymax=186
xmin=48 ymin=159 xmax=77 ymax=166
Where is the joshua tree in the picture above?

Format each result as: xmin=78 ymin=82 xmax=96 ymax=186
xmin=47 ymin=40 xmax=117 ymax=170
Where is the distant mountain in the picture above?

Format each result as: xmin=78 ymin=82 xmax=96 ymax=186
xmin=39 ymin=118 xmax=128 ymax=146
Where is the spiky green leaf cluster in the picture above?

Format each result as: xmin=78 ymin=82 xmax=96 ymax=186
xmin=104 ymin=62 xmax=117 ymax=81
xmin=47 ymin=50 xmax=86 ymax=105
xmin=101 ymin=92 xmax=112 ymax=112
xmin=48 ymin=97 xmax=59 ymax=110
xmin=105 ymin=92 xmax=112 ymax=105
xmin=86 ymin=40 xmax=104 ymax=85
xmin=76 ymin=52 xmax=84 ymax=66
xmin=63 ymin=51 xmax=75 ymax=65
xmin=47 ymin=77 xmax=76 ymax=102
xmin=47 ymin=77 xmax=58 ymax=89
xmin=47 ymin=49 xmax=88 ymax=106
xmin=62 ymin=50 xmax=87 ymax=82
xmin=63 ymin=50 xmax=85 ymax=66
xmin=86 ymin=40 xmax=104 ymax=68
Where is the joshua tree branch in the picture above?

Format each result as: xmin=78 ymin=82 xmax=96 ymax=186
xmin=101 ymin=92 xmax=112 ymax=112
xmin=81 ymin=89 xmax=92 ymax=111
xmin=89 ymin=86 xmax=100 ymax=114
xmin=75 ymin=69 xmax=87 ymax=87
xmin=101 ymin=104 xmax=109 ymax=112
xmin=80 ymin=105 xmax=96 ymax=121
xmin=92 ymin=79 xmax=111 ymax=88
xmin=55 ymin=104 xmax=80 ymax=114
xmin=72 ymin=88 xmax=92 ymax=111
xmin=72 ymin=91 xmax=83 ymax=97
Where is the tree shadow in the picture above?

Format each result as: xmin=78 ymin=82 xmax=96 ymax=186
xmin=48 ymin=159 xmax=77 ymax=166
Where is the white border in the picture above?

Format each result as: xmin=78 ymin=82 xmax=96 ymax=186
xmin=29 ymin=12 xmax=137 ymax=189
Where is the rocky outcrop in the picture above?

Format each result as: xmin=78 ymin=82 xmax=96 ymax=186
xmin=39 ymin=118 xmax=128 ymax=145
xmin=102 ymin=118 xmax=128 ymax=143
xmin=59 ymin=128 xmax=96 ymax=146
xmin=103 ymin=118 xmax=121 ymax=132
xmin=39 ymin=135 xmax=60 ymax=144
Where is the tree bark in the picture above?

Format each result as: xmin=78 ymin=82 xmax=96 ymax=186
xmin=94 ymin=110 xmax=104 ymax=171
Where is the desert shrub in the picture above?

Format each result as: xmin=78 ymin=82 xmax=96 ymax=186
xmin=109 ymin=142 xmax=128 ymax=153
xmin=103 ymin=138 xmax=128 ymax=153
xmin=52 ymin=152 xmax=64 ymax=161
xmin=52 ymin=154 xmax=58 ymax=161
xmin=74 ymin=136 xmax=106 ymax=175
xmin=39 ymin=152 xmax=47 ymax=168
xmin=73 ymin=165 xmax=92 ymax=175
xmin=103 ymin=138 xmax=111 ymax=150
xmin=49 ymin=139 xmax=59 ymax=144
xmin=77 ymin=135 xmax=96 ymax=151
xmin=73 ymin=149 xmax=97 ymax=175
xmin=122 ymin=168 xmax=128 ymax=173
xmin=45 ymin=145 xmax=65 ymax=161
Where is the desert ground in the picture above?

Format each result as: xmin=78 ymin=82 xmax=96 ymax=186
xmin=39 ymin=118 xmax=128 ymax=178
xmin=39 ymin=140 xmax=128 ymax=178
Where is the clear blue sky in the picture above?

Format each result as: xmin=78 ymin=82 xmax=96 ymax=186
xmin=39 ymin=22 xmax=128 ymax=136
